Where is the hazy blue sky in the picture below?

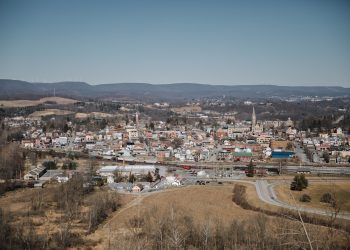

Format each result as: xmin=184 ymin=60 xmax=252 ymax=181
xmin=0 ymin=0 xmax=349 ymax=86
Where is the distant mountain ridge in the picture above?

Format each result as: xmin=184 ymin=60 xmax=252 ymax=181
xmin=0 ymin=79 xmax=349 ymax=101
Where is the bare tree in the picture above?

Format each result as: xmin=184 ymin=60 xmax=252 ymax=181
xmin=0 ymin=143 xmax=24 ymax=180
xmin=201 ymin=218 xmax=211 ymax=250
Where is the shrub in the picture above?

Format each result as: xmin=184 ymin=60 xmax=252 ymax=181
xmin=320 ymin=193 xmax=334 ymax=204
xmin=299 ymin=194 xmax=311 ymax=202
xmin=68 ymin=161 xmax=78 ymax=170
xmin=62 ymin=161 xmax=78 ymax=170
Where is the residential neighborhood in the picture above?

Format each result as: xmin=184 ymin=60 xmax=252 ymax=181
xmin=0 ymin=99 xmax=347 ymax=197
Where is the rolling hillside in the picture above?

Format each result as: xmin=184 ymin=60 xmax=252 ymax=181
xmin=0 ymin=79 xmax=349 ymax=101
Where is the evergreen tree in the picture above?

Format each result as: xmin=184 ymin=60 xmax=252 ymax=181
xmin=290 ymin=174 xmax=308 ymax=191
xmin=299 ymin=174 xmax=308 ymax=189
xmin=63 ymin=123 xmax=69 ymax=133
xmin=128 ymin=173 xmax=136 ymax=183
xmin=42 ymin=161 xmax=57 ymax=170
xmin=154 ymin=168 xmax=161 ymax=180
xmin=246 ymin=160 xmax=255 ymax=177
xmin=145 ymin=171 xmax=153 ymax=182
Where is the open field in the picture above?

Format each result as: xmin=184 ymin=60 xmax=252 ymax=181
xmin=89 ymin=184 xmax=350 ymax=249
xmin=0 ymin=96 xmax=78 ymax=107
xmin=28 ymin=108 xmax=74 ymax=117
xmin=275 ymin=180 xmax=350 ymax=212
xmin=1 ymin=181 xmax=349 ymax=249
xmin=75 ymin=112 xmax=114 ymax=119
xmin=89 ymin=185 xmax=255 ymax=248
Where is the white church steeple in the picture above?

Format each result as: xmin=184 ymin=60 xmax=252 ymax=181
xmin=252 ymin=106 xmax=256 ymax=128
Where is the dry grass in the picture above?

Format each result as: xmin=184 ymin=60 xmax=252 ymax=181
xmin=90 ymin=184 xmax=350 ymax=249
xmin=88 ymin=185 xmax=260 ymax=249
xmin=275 ymin=180 xmax=350 ymax=212
xmin=0 ymin=183 xmax=131 ymax=249
xmin=0 ymin=186 xmax=42 ymax=213
xmin=28 ymin=109 xmax=74 ymax=117
xmin=75 ymin=112 xmax=114 ymax=119
xmin=141 ymin=185 xmax=253 ymax=222
xmin=2 ymin=182 xmax=349 ymax=249
xmin=0 ymin=96 xmax=78 ymax=107
xmin=256 ymin=175 xmax=350 ymax=181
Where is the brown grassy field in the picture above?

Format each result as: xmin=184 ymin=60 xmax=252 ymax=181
xmin=28 ymin=108 xmax=74 ymax=117
xmin=75 ymin=112 xmax=114 ymax=119
xmin=275 ymin=180 xmax=350 ymax=212
xmin=88 ymin=184 xmax=350 ymax=249
xmin=0 ymin=96 xmax=78 ymax=108
xmin=88 ymin=185 xmax=255 ymax=249
xmin=1 ymin=182 xmax=349 ymax=249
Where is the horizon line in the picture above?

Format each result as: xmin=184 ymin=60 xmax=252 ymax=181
xmin=0 ymin=78 xmax=348 ymax=88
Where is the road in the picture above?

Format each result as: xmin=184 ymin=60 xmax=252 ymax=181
xmin=294 ymin=142 xmax=310 ymax=164
xmin=253 ymin=180 xmax=350 ymax=220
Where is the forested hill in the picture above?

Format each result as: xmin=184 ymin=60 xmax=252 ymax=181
xmin=0 ymin=79 xmax=349 ymax=101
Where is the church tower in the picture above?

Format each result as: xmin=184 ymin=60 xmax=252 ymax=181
xmin=252 ymin=106 xmax=256 ymax=128
xmin=135 ymin=112 xmax=139 ymax=128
